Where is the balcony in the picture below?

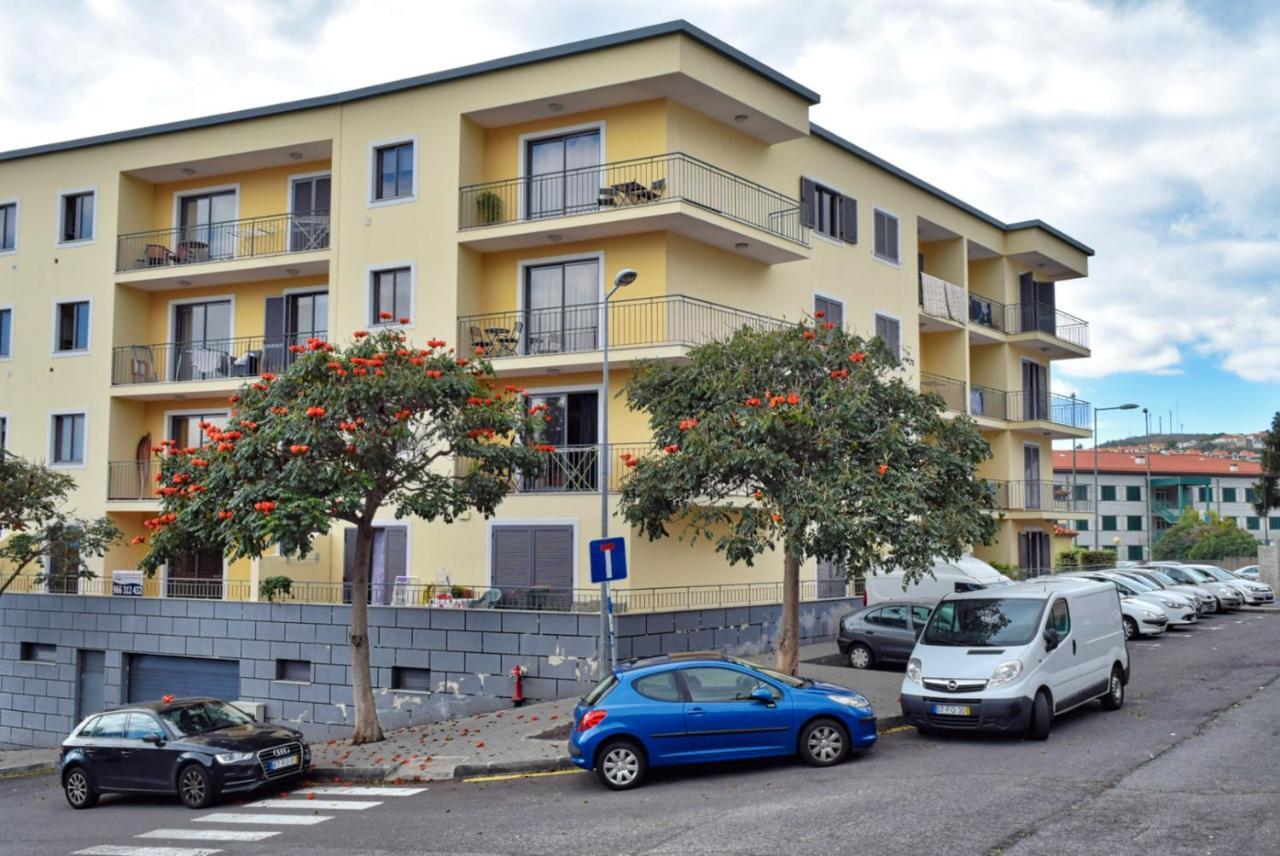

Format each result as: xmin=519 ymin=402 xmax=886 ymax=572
xmin=970 ymin=387 xmax=1091 ymax=436
xmin=115 ymin=212 xmax=330 ymax=283
xmin=456 ymin=442 xmax=654 ymax=493
xmin=920 ymin=373 xmax=967 ymax=412
xmin=458 ymin=294 xmax=788 ymax=371
xmin=111 ymin=334 xmax=325 ymax=393
xmin=990 ymin=479 xmax=1091 ymax=514
xmin=108 ymin=460 xmax=157 ymax=502
xmin=457 ymin=153 xmax=808 ymax=263
xmin=918 ymin=273 xmax=967 ymax=332
xmin=967 ymin=295 xmax=1089 ymax=357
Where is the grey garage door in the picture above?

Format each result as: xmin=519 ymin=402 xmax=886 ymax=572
xmin=128 ymin=654 xmax=240 ymax=703
xmin=491 ymin=525 xmax=574 ymax=609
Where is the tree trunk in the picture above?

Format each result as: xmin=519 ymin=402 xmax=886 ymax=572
xmin=349 ymin=522 xmax=385 ymax=745
xmin=776 ymin=552 xmax=800 ymax=675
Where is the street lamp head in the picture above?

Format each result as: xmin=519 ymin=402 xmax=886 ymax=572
xmin=613 ymin=268 xmax=638 ymax=288
xmin=1118 ymin=403 xmax=1139 ymax=410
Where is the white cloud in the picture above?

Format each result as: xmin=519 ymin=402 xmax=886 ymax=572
xmin=2 ymin=0 xmax=1277 ymax=385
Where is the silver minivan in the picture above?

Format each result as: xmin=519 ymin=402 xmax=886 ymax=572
xmin=900 ymin=578 xmax=1130 ymax=740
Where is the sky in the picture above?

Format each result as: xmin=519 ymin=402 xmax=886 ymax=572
xmin=2 ymin=0 xmax=1278 ymax=445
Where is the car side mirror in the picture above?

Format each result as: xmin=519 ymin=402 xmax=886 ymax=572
xmin=1043 ymin=629 xmax=1060 ymax=652
xmin=749 ymin=687 xmax=776 ymax=707
xmin=142 ymin=732 xmax=166 ymax=746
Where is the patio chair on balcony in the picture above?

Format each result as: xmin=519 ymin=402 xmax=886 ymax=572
xmin=494 ymin=321 xmax=522 ymax=356
xmin=598 ymin=186 xmax=621 ymax=208
xmin=649 ymin=178 xmax=666 ymax=198
xmin=469 ymin=326 xmax=493 ymax=354
xmin=123 ymin=346 xmax=157 ymax=384
xmin=137 ymin=243 xmax=176 ymax=268
xmin=467 ymin=588 xmax=503 ymax=609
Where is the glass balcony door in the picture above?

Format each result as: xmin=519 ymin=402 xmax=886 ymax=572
xmin=524 ymin=259 xmax=598 ymax=355
xmin=290 ymin=175 xmax=331 ymax=251
xmin=523 ymin=391 xmax=598 ymax=492
xmin=169 ymin=412 xmax=229 ymax=449
xmin=526 ymin=130 xmax=601 ymax=219
xmin=172 ymin=300 xmax=233 ymax=381
xmin=178 ymin=190 xmax=237 ymax=261
xmin=287 ymin=290 xmax=328 ymax=348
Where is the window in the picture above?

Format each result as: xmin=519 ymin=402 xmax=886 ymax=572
xmin=47 ymin=527 xmax=81 ymax=593
xmin=1127 ymin=515 xmax=1143 ymax=531
xmin=0 ymin=306 xmax=10 ymax=357
xmin=1048 ymin=599 xmax=1071 ymax=636
xmin=680 ymin=667 xmax=777 ymax=702
xmin=874 ymin=313 xmax=901 ymax=358
xmin=873 ymin=209 xmax=899 ymax=263
xmin=527 ymin=130 xmax=601 ymax=218
xmin=125 ymin=713 xmax=162 ymax=740
xmin=59 ymin=191 xmax=94 ymax=243
xmin=54 ymin=301 xmax=90 ymax=352
xmin=865 ymin=605 xmax=908 ymax=629
xmin=1270 ymin=516 xmax=1280 ymax=530
xmin=1245 ymin=488 xmax=1257 ymax=503
xmin=519 ymin=258 xmax=599 ymax=355
xmin=909 ymin=605 xmax=933 ymax=627
xmin=799 ymin=179 xmax=856 ymax=244
xmin=814 ymin=295 xmax=843 ymax=328
xmin=372 ymin=140 xmax=415 ymax=201
xmin=1076 ymin=518 xmax=1089 ymax=531
xmin=20 ymin=642 xmax=56 ymax=663
xmin=1101 ymin=515 xmax=1117 ymax=531
xmin=1072 ymin=485 xmax=1089 ymax=502
xmin=1126 ymin=485 xmax=1142 ymax=502
xmin=1127 ymin=545 xmax=1144 ymax=561
xmin=90 ymin=712 xmax=128 ymax=738
xmin=275 ymin=659 xmax=312 ymax=682
xmin=1101 ymin=485 xmax=1117 ymax=502
xmin=1222 ymin=487 xmax=1238 ymax=502
xmin=1247 ymin=516 xmax=1260 ymax=531
xmin=0 ymin=202 xmax=15 ymax=252
xmin=633 ymin=671 xmax=684 ymax=702
xmin=51 ymin=412 xmax=86 ymax=465
xmin=370 ymin=267 xmax=412 ymax=325
xmin=1199 ymin=487 xmax=1212 ymax=502
xmin=392 ymin=667 xmax=431 ymax=692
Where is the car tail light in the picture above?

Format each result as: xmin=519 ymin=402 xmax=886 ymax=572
xmin=578 ymin=709 xmax=607 ymax=732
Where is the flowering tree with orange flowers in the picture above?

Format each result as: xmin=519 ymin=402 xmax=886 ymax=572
xmin=138 ymin=325 xmax=547 ymax=744
xmin=619 ymin=316 xmax=997 ymax=675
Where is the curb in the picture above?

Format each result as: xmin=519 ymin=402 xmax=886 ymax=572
xmin=0 ymin=762 xmax=58 ymax=777
xmin=309 ymin=765 xmax=394 ymax=782
xmin=453 ymin=756 xmax=575 ymax=780
xmin=877 ymin=714 xmax=906 ymax=731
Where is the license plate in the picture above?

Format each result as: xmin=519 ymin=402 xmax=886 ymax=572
xmin=268 ymin=755 xmax=299 ymax=771
xmin=930 ymin=703 xmax=971 ymax=716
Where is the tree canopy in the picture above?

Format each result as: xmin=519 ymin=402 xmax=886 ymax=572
xmin=1252 ymin=411 xmax=1280 ymax=543
xmin=618 ymin=317 xmax=997 ymax=673
xmin=1154 ymin=508 xmax=1258 ymax=561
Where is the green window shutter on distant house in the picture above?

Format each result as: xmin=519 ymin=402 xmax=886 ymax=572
xmin=1126 ymin=485 xmax=1141 ymax=502
xmin=1101 ymin=485 xmax=1117 ymax=502
xmin=1127 ymin=515 xmax=1143 ymax=531
xmin=1101 ymin=515 xmax=1117 ymax=531
xmin=1127 ymin=545 xmax=1143 ymax=561
xmin=1222 ymin=487 xmax=1237 ymax=502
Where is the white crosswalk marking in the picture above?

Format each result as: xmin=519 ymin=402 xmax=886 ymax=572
xmin=75 ymin=847 xmax=222 ymax=856
xmin=138 ymin=830 xmax=280 ymax=842
xmin=194 ymin=813 xmax=333 ymax=826
xmin=247 ymin=798 xmax=381 ymax=810
xmin=296 ymin=785 xmax=427 ymax=797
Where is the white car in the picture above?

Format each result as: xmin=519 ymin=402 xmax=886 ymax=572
xmin=1119 ymin=596 xmax=1168 ymax=639
xmin=1235 ymin=565 xmax=1260 ymax=581
xmin=1123 ymin=568 xmax=1216 ymax=613
xmin=1154 ymin=565 xmax=1245 ymax=610
xmin=1066 ymin=571 xmax=1198 ymax=627
xmin=1188 ymin=564 xmax=1275 ymax=605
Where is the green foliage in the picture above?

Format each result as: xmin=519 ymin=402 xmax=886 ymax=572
xmin=259 ymin=575 xmax=293 ymax=602
xmin=1251 ymin=412 xmax=1280 ymax=533
xmin=138 ymin=327 xmax=546 ymax=569
xmin=1155 ymin=508 xmax=1258 ymax=561
xmin=618 ymin=320 xmax=997 ymax=583
xmin=988 ymin=561 xmax=1021 ymax=580
xmin=1079 ymin=548 xmax=1118 ymax=568
xmin=1153 ymin=508 xmax=1202 ymax=560
xmin=474 ymin=191 xmax=503 ymax=224
xmin=1055 ymin=547 xmax=1087 ymax=571
xmin=0 ymin=450 xmax=120 ymax=595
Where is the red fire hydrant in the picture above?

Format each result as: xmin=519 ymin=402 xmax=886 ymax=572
xmin=511 ymin=665 xmax=526 ymax=708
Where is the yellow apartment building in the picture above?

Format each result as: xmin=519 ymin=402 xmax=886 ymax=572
xmin=0 ymin=21 xmax=1094 ymax=605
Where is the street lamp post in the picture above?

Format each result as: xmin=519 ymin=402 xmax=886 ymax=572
xmin=1143 ymin=408 xmax=1152 ymax=561
xmin=1093 ymin=403 xmax=1140 ymax=550
xmin=598 ymin=268 xmax=637 ymax=678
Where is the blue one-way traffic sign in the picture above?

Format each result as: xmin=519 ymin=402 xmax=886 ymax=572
xmin=588 ymin=537 xmax=628 ymax=583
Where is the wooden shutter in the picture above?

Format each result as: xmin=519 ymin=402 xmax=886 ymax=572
xmin=532 ymin=527 xmax=574 ymax=591
xmin=799 ymin=178 xmax=816 ymax=228
xmin=385 ymin=526 xmax=408 ymax=578
xmin=492 ymin=526 xmax=533 ymax=590
xmin=839 ymin=195 xmax=858 ymax=244
xmin=263 ymin=296 xmax=285 ymax=373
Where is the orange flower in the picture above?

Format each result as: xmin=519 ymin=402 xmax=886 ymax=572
xmin=426 ymin=370 xmax=443 ymax=379
xmin=379 ymin=311 xmax=394 ymax=320
xmin=663 ymin=444 xmax=679 ymax=454
xmin=822 ymin=321 xmax=836 ymax=330
xmin=624 ymin=459 xmax=638 ymax=468
xmin=191 ymin=458 xmax=208 ymax=467
xmin=754 ymin=490 xmax=763 ymax=500
xmin=306 ymin=406 xmax=327 ymax=418
xmin=786 ymin=392 xmax=800 ymax=406
xmin=744 ymin=397 xmax=761 ymax=407
xmin=814 ymin=310 xmax=825 ymax=319
xmin=130 ymin=535 xmax=146 ymax=546
xmin=802 ymin=330 xmax=816 ymax=340
xmin=877 ymin=463 xmax=889 ymax=476
xmin=771 ymin=512 xmax=782 ymax=523
xmin=353 ymin=330 xmax=368 ymax=339
xmin=678 ymin=418 xmax=699 ymax=431
xmin=261 ymin=372 xmax=276 ymax=382
xmin=217 ymin=510 xmax=234 ymax=521
xmin=850 ymin=351 xmax=867 ymax=363
xmin=399 ymin=316 xmax=411 ymax=325
xmin=290 ymin=444 xmax=310 ymax=455
xmin=227 ymin=395 xmax=241 ymax=403
xmin=253 ymin=501 xmax=276 ymax=514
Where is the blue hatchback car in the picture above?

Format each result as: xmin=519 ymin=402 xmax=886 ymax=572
xmin=569 ymin=652 xmax=877 ymax=789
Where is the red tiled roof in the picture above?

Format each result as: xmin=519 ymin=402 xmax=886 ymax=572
xmin=1052 ymin=450 xmax=1262 ymax=476
xmin=1053 ymin=524 xmax=1079 ymax=537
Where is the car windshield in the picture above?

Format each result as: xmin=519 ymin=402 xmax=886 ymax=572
xmin=1179 ymin=568 xmax=1212 ymax=583
xmin=1198 ymin=567 xmax=1234 ymax=581
xmin=1142 ymin=569 xmax=1179 ymax=586
xmin=724 ymin=656 xmax=808 ymax=688
xmin=922 ymin=598 xmax=1046 ymax=647
xmin=1115 ymin=575 xmax=1155 ymax=592
xmin=159 ymin=701 xmax=254 ymax=736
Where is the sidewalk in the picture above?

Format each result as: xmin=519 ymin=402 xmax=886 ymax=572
xmin=0 ymin=745 xmax=59 ymax=776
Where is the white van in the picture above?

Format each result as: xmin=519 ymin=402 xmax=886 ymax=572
xmin=900 ymin=577 xmax=1129 ymax=740
xmin=865 ymin=555 xmax=1013 ymax=606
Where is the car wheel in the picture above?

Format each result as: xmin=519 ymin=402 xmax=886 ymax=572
xmin=63 ymin=767 xmax=98 ymax=810
xmin=596 ymin=739 xmax=646 ymax=791
xmin=1027 ymin=691 xmax=1052 ymax=741
xmin=1122 ymin=617 xmax=1137 ymax=641
xmin=1100 ymin=665 xmax=1125 ymax=711
xmin=178 ymin=763 xmax=215 ymax=809
xmin=799 ymin=718 xmax=849 ymax=767
xmin=847 ymin=643 xmax=874 ymax=670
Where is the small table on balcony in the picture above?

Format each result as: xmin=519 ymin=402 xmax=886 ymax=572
xmin=484 ymin=327 xmax=519 ymax=356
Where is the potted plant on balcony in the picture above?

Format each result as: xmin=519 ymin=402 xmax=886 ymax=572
xmin=475 ymin=191 xmax=503 ymax=225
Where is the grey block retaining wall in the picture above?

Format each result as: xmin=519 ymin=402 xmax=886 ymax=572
xmin=0 ymin=593 xmax=856 ymax=746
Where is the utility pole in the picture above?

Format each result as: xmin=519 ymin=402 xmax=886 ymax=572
xmin=1143 ymin=408 xmax=1152 ymax=561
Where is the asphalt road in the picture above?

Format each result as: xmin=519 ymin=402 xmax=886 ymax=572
xmin=2 ymin=610 xmax=1277 ymax=856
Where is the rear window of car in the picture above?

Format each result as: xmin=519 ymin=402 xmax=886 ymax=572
xmin=583 ymin=675 xmax=617 ymax=706
xmin=76 ymin=716 xmax=100 ymax=737
xmin=633 ymin=671 xmax=684 ymax=702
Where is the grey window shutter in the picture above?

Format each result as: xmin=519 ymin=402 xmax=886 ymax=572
xmin=385 ymin=527 xmax=408 ymax=578
xmin=799 ymin=178 xmax=816 ymax=228
xmin=263 ymin=296 xmax=285 ymax=373
xmin=828 ymin=299 xmax=844 ymax=329
xmin=886 ymin=215 xmax=899 ymax=262
xmin=492 ymin=527 xmax=533 ymax=590
xmin=887 ymin=318 xmax=900 ymax=357
xmin=532 ymin=527 xmax=573 ymax=591
xmin=839 ymin=195 xmax=858 ymax=244
xmin=343 ymin=528 xmax=357 ymax=585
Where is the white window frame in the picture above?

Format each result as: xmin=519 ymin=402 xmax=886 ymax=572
xmin=812 ymin=290 xmax=844 ymax=326
xmin=162 ymin=407 xmax=232 ymax=448
xmin=367 ymin=135 xmax=419 ymax=208
xmin=0 ymin=198 xmax=18 ymax=255
xmin=872 ymin=206 xmax=901 ymax=267
xmin=55 ymin=186 xmax=97 ymax=247
xmin=802 ymin=176 xmax=850 ymax=247
xmin=484 ymin=517 xmax=582 ymax=590
xmin=170 ymin=182 xmax=241 ymax=230
xmin=517 ymin=121 xmax=607 ymax=222
xmin=165 ymin=294 xmax=238 ymax=347
xmin=872 ymin=310 xmax=902 ymax=359
xmin=365 ymin=261 xmax=417 ymax=329
xmin=51 ymin=296 xmax=93 ymax=357
xmin=48 ymin=408 xmax=88 ymax=469
xmin=0 ymin=303 xmax=12 ymax=361
xmin=285 ymin=170 xmax=333 ymax=214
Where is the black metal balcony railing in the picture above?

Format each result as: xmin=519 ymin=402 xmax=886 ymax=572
xmin=969 ymin=384 xmax=1007 ymax=420
xmin=108 ymin=460 xmax=156 ymax=500
xmin=458 ymin=152 xmax=807 ymax=245
xmin=457 ymin=442 xmax=656 ymax=494
xmin=116 ymin=212 xmax=330 ymax=272
xmin=920 ymin=373 xmax=967 ymax=412
xmin=111 ymin=333 xmax=327 ymax=385
xmin=458 ymin=294 xmax=789 ymax=359
xmin=989 ymin=479 xmax=1091 ymax=513
xmin=967 ymin=295 xmax=1089 ymax=350
xmin=971 ymin=387 xmax=1091 ymax=429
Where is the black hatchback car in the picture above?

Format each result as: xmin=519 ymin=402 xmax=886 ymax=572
xmin=836 ymin=601 xmax=934 ymax=669
xmin=61 ymin=697 xmax=310 ymax=809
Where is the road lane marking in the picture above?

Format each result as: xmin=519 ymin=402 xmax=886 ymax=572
xmin=138 ymin=831 xmax=280 ymax=842
xmin=194 ymin=813 xmax=332 ymax=826
xmin=75 ymin=847 xmax=222 ymax=856
xmin=294 ymin=785 xmax=426 ymax=796
xmin=246 ymin=798 xmax=380 ymax=810
xmin=462 ymin=769 xmax=585 ymax=783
